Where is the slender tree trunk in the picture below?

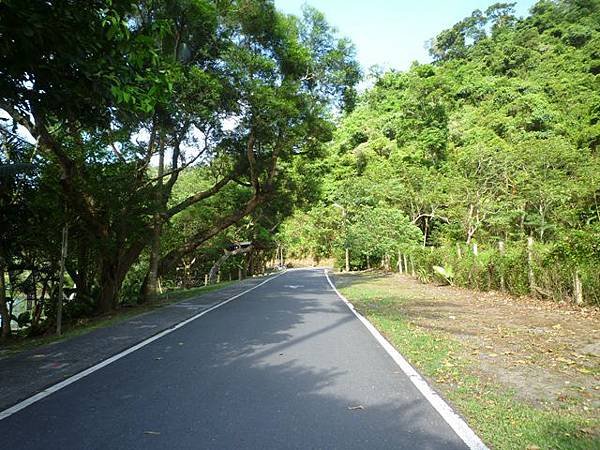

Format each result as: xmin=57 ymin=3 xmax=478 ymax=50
xmin=398 ymin=251 xmax=403 ymax=274
xmin=76 ymin=243 xmax=91 ymax=299
xmin=403 ymin=254 xmax=408 ymax=274
xmin=527 ymin=236 xmax=535 ymax=294
xmin=410 ymin=255 xmax=416 ymax=277
xmin=56 ymin=224 xmax=68 ymax=335
xmin=573 ymin=270 xmax=583 ymax=305
xmin=498 ymin=240 xmax=506 ymax=292
xmin=0 ymin=257 xmax=10 ymax=340
xmin=144 ymin=137 xmax=165 ymax=302
xmin=345 ymin=248 xmax=350 ymax=272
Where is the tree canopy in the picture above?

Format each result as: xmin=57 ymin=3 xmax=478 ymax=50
xmin=0 ymin=0 xmax=359 ymax=337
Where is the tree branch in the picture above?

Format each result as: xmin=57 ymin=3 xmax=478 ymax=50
xmin=164 ymin=173 xmax=234 ymax=219
xmin=246 ymin=131 xmax=259 ymax=192
xmin=158 ymin=192 xmax=266 ymax=276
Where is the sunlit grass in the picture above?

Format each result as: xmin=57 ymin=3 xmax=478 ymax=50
xmin=339 ymin=277 xmax=599 ymax=450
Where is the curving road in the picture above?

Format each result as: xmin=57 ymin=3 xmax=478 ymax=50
xmin=0 ymin=269 xmax=482 ymax=449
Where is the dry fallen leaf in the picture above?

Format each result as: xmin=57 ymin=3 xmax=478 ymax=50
xmin=347 ymin=405 xmax=365 ymax=411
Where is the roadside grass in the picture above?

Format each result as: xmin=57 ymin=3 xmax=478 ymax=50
xmin=338 ymin=278 xmax=599 ymax=450
xmin=0 ymin=281 xmax=234 ymax=356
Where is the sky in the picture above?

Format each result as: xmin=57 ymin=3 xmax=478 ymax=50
xmin=275 ymin=0 xmax=539 ymax=72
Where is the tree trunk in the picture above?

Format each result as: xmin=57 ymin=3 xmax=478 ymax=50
xmin=144 ymin=137 xmax=165 ymax=302
xmin=97 ymin=243 xmax=144 ymax=313
xmin=0 ymin=257 xmax=10 ymax=340
xmin=345 ymin=248 xmax=350 ymax=272
xmin=498 ymin=241 xmax=506 ymax=292
xmin=398 ymin=251 xmax=403 ymax=273
xmin=144 ymin=220 xmax=162 ymax=300
xmin=573 ymin=270 xmax=583 ymax=305
xmin=527 ymin=236 xmax=535 ymax=294
xmin=56 ymin=224 xmax=68 ymax=335
xmin=97 ymin=262 xmax=120 ymax=314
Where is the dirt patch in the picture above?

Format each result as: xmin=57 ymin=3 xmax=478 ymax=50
xmin=335 ymin=271 xmax=600 ymax=414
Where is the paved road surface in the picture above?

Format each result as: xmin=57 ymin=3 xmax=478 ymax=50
xmin=1 ymin=269 xmax=474 ymax=449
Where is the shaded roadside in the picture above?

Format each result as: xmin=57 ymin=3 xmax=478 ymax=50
xmin=0 ymin=276 xmax=275 ymax=411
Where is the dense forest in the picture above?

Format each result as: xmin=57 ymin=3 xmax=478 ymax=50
xmin=1 ymin=0 xmax=599 ymax=340
xmin=280 ymin=0 xmax=600 ymax=304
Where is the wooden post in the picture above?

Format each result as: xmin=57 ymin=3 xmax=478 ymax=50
xmin=204 ymin=274 xmax=208 ymax=286
xmin=527 ymin=236 xmax=535 ymax=293
xmin=573 ymin=270 xmax=583 ymax=305
xmin=238 ymin=267 xmax=243 ymax=280
xmin=217 ymin=271 xmax=221 ymax=283
xmin=398 ymin=251 xmax=403 ymax=274
xmin=56 ymin=224 xmax=68 ymax=336
xmin=345 ymin=248 xmax=350 ymax=272
xmin=498 ymin=241 xmax=506 ymax=292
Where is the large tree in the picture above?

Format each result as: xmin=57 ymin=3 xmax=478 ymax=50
xmin=0 ymin=0 xmax=360 ymax=317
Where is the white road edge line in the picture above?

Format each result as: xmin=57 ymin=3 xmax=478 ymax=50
xmin=0 ymin=271 xmax=286 ymax=421
xmin=324 ymin=269 xmax=488 ymax=450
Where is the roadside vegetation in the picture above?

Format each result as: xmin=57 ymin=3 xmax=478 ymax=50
xmin=1 ymin=1 xmax=598 ymax=446
xmin=279 ymin=0 xmax=600 ymax=307
xmin=335 ymin=271 xmax=599 ymax=449
xmin=0 ymin=0 xmax=359 ymax=340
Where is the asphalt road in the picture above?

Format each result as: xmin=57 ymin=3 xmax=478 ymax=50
xmin=1 ymin=269 xmax=473 ymax=449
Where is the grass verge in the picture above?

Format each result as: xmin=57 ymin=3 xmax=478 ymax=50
xmin=337 ymin=276 xmax=599 ymax=450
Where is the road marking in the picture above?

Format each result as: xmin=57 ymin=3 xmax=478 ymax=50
xmin=0 ymin=272 xmax=285 ymax=421
xmin=324 ymin=269 xmax=488 ymax=450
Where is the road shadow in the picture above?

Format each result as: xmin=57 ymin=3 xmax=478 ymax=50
xmin=1 ymin=269 xmax=469 ymax=449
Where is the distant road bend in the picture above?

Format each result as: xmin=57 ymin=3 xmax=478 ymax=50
xmin=0 ymin=268 xmax=486 ymax=449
